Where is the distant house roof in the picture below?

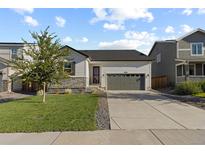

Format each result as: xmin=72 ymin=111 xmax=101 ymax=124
xmin=80 ymin=50 xmax=152 ymax=61
xmin=0 ymin=42 xmax=34 ymax=47
xmin=176 ymin=28 xmax=205 ymax=41
xmin=148 ymin=28 xmax=205 ymax=56
xmin=148 ymin=40 xmax=176 ymax=56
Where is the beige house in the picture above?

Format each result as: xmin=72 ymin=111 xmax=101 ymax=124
xmin=0 ymin=43 xmax=152 ymax=93
xmin=0 ymin=43 xmax=24 ymax=92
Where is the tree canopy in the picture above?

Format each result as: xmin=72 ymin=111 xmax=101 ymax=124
xmin=10 ymin=27 xmax=70 ymax=102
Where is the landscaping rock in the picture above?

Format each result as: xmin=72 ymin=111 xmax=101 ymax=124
xmin=96 ymin=92 xmax=110 ymax=130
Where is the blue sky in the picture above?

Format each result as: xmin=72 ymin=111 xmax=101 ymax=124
xmin=0 ymin=8 xmax=205 ymax=54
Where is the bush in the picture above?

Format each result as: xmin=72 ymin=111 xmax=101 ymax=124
xmin=175 ymin=81 xmax=202 ymax=95
xmin=198 ymin=80 xmax=205 ymax=92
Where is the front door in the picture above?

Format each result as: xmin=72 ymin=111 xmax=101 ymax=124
xmin=93 ymin=66 xmax=100 ymax=84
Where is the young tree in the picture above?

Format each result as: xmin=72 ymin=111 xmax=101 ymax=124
xmin=10 ymin=27 xmax=70 ymax=103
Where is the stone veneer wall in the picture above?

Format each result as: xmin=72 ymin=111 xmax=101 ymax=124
xmin=3 ymin=80 xmax=8 ymax=91
xmin=48 ymin=77 xmax=86 ymax=93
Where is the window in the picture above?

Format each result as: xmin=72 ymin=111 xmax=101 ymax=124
xmin=64 ymin=61 xmax=75 ymax=75
xmin=156 ymin=53 xmax=161 ymax=63
xmin=177 ymin=65 xmax=186 ymax=76
xmin=204 ymin=64 xmax=205 ymax=76
xmin=191 ymin=43 xmax=203 ymax=56
xmin=11 ymin=48 xmax=18 ymax=59
xmin=196 ymin=64 xmax=203 ymax=75
xmin=189 ymin=64 xmax=195 ymax=76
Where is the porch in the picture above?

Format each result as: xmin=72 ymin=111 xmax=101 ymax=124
xmin=176 ymin=61 xmax=205 ymax=83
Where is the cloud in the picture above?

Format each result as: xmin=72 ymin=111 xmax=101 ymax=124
xmin=62 ymin=36 xmax=72 ymax=44
xmin=23 ymin=16 xmax=39 ymax=27
xmin=197 ymin=8 xmax=205 ymax=15
xmin=152 ymin=27 xmax=157 ymax=31
xmin=182 ymin=8 xmax=192 ymax=16
xmin=165 ymin=26 xmax=175 ymax=33
xmin=79 ymin=37 xmax=88 ymax=43
xmin=12 ymin=8 xmax=34 ymax=15
xmin=55 ymin=16 xmax=66 ymax=27
xmin=180 ymin=24 xmax=193 ymax=33
xmin=90 ymin=8 xmax=154 ymax=24
xmin=103 ymin=23 xmax=125 ymax=31
xmin=99 ymin=31 xmax=158 ymax=54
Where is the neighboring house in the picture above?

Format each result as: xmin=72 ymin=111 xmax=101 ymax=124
xmin=0 ymin=43 xmax=24 ymax=92
xmin=149 ymin=28 xmax=205 ymax=86
xmin=0 ymin=44 xmax=152 ymax=92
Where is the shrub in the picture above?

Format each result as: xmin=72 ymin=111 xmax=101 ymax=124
xmin=175 ymin=81 xmax=202 ymax=95
xmin=198 ymin=80 xmax=205 ymax=92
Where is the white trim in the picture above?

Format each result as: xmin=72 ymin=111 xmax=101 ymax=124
xmin=190 ymin=42 xmax=204 ymax=56
xmin=176 ymin=41 xmax=179 ymax=58
xmin=178 ymin=48 xmax=191 ymax=51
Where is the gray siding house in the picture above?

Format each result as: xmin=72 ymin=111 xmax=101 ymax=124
xmin=149 ymin=28 xmax=205 ymax=86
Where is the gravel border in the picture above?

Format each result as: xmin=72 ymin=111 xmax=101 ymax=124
xmin=151 ymin=89 xmax=205 ymax=110
xmin=95 ymin=92 xmax=110 ymax=130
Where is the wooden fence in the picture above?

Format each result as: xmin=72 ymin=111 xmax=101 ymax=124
xmin=22 ymin=82 xmax=40 ymax=92
xmin=152 ymin=75 xmax=168 ymax=89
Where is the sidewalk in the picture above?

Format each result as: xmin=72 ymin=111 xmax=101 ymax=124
xmin=0 ymin=92 xmax=31 ymax=103
xmin=0 ymin=129 xmax=205 ymax=145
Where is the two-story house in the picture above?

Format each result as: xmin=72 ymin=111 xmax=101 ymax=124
xmin=0 ymin=43 xmax=25 ymax=92
xmin=149 ymin=28 xmax=205 ymax=86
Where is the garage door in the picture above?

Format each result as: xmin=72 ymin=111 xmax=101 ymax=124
xmin=107 ymin=74 xmax=145 ymax=90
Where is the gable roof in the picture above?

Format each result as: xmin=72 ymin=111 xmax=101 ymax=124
xmin=148 ymin=40 xmax=176 ymax=56
xmin=80 ymin=49 xmax=152 ymax=61
xmin=176 ymin=28 xmax=205 ymax=41
xmin=61 ymin=45 xmax=89 ymax=58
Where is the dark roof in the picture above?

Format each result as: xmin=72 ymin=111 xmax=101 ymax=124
xmin=0 ymin=42 xmax=24 ymax=45
xmin=0 ymin=42 xmax=34 ymax=47
xmin=148 ymin=40 xmax=176 ymax=56
xmin=61 ymin=45 xmax=89 ymax=58
xmin=79 ymin=50 xmax=152 ymax=61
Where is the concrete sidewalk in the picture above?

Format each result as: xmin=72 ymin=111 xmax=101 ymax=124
xmin=0 ymin=129 xmax=205 ymax=145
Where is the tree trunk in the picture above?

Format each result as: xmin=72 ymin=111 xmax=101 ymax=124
xmin=43 ymin=82 xmax=46 ymax=103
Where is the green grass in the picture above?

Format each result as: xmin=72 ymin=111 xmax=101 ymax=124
xmin=193 ymin=93 xmax=205 ymax=98
xmin=0 ymin=94 xmax=98 ymax=133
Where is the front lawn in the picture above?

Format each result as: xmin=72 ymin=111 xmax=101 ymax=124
xmin=0 ymin=94 xmax=98 ymax=132
xmin=193 ymin=93 xmax=205 ymax=98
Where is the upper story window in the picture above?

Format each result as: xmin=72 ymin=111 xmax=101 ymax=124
xmin=11 ymin=48 xmax=18 ymax=59
xmin=191 ymin=43 xmax=203 ymax=56
xmin=156 ymin=53 xmax=161 ymax=63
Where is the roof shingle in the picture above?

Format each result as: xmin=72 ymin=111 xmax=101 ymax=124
xmin=79 ymin=50 xmax=152 ymax=61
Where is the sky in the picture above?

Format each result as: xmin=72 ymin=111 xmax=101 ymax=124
xmin=0 ymin=8 xmax=205 ymax=55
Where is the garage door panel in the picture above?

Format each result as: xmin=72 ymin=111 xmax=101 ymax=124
xmin=107 ymin=74 xmax=145 ymax=90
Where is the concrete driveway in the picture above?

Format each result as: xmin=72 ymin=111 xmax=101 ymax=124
xmin=107 ymin=91 xmax=205 ymax=130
